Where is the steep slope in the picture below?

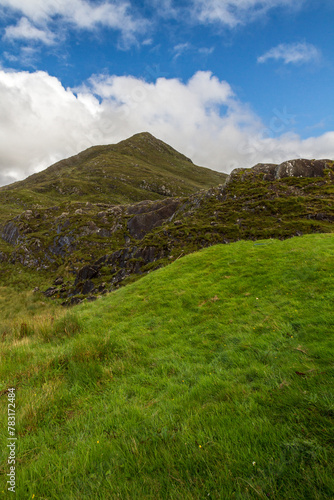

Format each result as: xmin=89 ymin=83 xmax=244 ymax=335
xmin=1 ymin=234 xmax=333 ymax=499
xmin=1 ymin=156 xmax=333 ymax=304
xmin=0 ymin=132 xmax=227 ymax=214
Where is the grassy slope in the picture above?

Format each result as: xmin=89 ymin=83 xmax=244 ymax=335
xmin=0 ymin=133 xmax=227 ymax=221
xmin=1 ymin=233 xmax=333 ymax=499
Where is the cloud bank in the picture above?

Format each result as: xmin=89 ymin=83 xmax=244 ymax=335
xmin=0 ymin=68 xmax=333 ymax=186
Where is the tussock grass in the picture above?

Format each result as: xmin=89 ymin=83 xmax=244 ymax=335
xmin=0 ymin=233 xmax=333 ymax=499
xmin=0 ymin=286 xmax=65 ymax=342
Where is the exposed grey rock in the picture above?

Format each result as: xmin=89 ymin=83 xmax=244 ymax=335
xmin=49 ymin=234 xmax=75 ymax=257
xmin=23 ymin=210 xmax=33 ymax=220
xmin=307 ymin=213 xmax=334 ymax=222
xmin=56 ymin=219 xmax=71 ymax=234
xmin=1 ymin=222 xmax=21 ymax=245
xmin=97 ymin=228 xmax=111 ymax=237
xmin=54 ymin=277 xmax=64 ymax=286
xmin=229 ymin=159 xmax=332 ymax=182
xmin=68 ymin=297 xmax=82 ymax=306
xmin=127 ymin=199 xmax=181 ymax=239
xmin=81 ymin=280 xmax=95 ymax=295
xmin=86 ymin=296 xmax=97 ymax=302
xmin=43 ymin=286 xmax=58 ymax=297
xmin=75 ymin=264 xmax=100 ymax=283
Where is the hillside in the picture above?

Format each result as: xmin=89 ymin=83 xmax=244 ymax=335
xmin=1 ymin=234 xmax=333 ymax=499
xmin=0 ymin=132 xmax=227 ymax=216
xmin=0 ymin=152 xmax=333 ymax=305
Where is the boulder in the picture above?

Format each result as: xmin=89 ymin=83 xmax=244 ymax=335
xmin=75 ymin=264 xmax=100 ymax=283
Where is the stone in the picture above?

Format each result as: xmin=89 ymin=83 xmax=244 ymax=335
xmin=86 ymin=296 xmax=97 ymax=302
xmin=54 ymin=277 xmax=64 ymax=286
xmin=75 ymin=264 xmax=100 ymax=283
xmin=69 ymin=297 xmax=82 ymax=306
xmin=43 ymin=287 xmax=58 ymax=297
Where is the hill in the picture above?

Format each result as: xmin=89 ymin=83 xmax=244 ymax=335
xmin=1 ymin=153 xmax=333 ymax=305
xmin=0 ymin=132 xmax=228 ymax=301
xmin=1 ymin=234 xmax=333 ymax=499
xmin=0 ymin=132 xmax=227 ymax=215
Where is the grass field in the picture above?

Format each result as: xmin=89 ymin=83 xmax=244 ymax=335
xmin=1 ymin=233 xmax=333 ymax=499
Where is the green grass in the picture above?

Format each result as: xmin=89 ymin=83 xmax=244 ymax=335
xmin=0 ymin=234 xmax=334 ymax=499
xmin=0 ymin=133 xmax=227 ymax=214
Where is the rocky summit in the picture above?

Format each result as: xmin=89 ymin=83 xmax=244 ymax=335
xmin=0 ymin=133 xmax=333 ymax=305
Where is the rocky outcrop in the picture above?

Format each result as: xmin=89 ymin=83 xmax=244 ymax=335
xmin=126 ymin=198 xmax=181 ymax=239
xmin=49 ymin=235 xmax=75 ymax=257
xmin=95 ymin=245 xmax=167 ymax=271
xmin=228 ymin=159 xmax=333 ymax=183
xmin=75 ymin=264 xmax=100 ymax=283
xmin=1 ymin=222 xmax=21 ymax=245
xmin=59 ymin=244 xmax=169 ymax=303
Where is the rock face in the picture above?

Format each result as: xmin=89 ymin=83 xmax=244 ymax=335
xmin=1 ymin=222 xmax=21 ymax=245
xmin=63 ymin=245 xmax=168 ymax=302
xmin=229 ymin=159 xmax=332 ymax=182
xmin=75 ymin=265 xmax=100 ymax=284
xmin=126 ymin=199 xmax=181 ymax=239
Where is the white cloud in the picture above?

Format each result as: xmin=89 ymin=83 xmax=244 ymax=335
xmin=258 ymin=42 xmax=321 ymax=64
xmin=173 ymin=43 xmax=215 ymax=60
xmin=0 ymin=69 xmax=333 ymax=187
xmin=3 ymin=46 xmax=40 ymax=67
xmin=0 ymin=0 xmax=147 ymax=46
xmin=149 ymin=0 xmax=179 ymax=19
xmin=4 ymin=17 xmax=55 ymax=45
xmin=190 ymin=0 xmax=305 ymax=28
xmin=199 ymin=46 xmax=215 ymax=56
xmin=173 ymin=43 xmax=192 ymax=60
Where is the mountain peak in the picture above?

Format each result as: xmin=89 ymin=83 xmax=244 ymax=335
xmin=0 ymin=132 xmax=227 ymax=209
xmin=114 ymin=132 xmax=194 ymax=164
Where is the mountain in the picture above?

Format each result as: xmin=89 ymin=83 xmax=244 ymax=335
xmin=0 ymin=132 xmax=227 ymax=217
xmin=0 ymin=133 xmax=333 ymax=304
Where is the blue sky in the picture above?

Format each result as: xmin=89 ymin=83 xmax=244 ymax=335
xmin=0 ymin=0 xmax=333 ymax=186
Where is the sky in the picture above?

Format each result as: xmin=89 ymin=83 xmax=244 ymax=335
xmin=0 ymin=0 xmax=334 ymax=186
